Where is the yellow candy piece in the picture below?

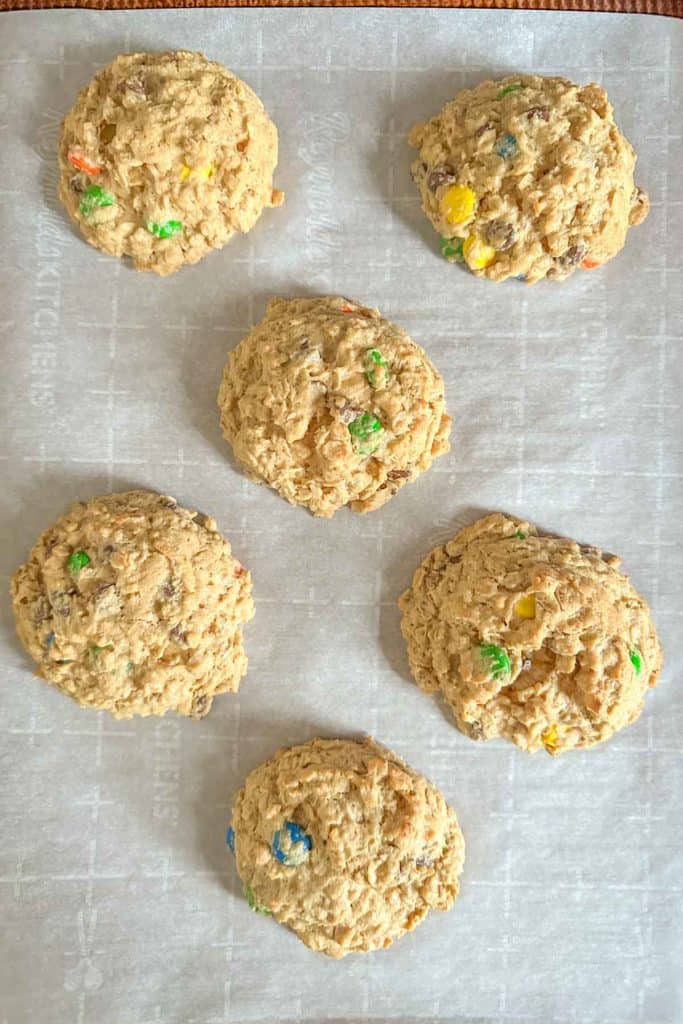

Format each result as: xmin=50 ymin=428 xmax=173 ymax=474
xmin=463 ymin=234 xmax=496 ymax=270
xmin=439 ymin=184 xmax=476 ymax=226
xmin=180 ymin=164 xmax=214 ymax=181
xmin=514 ymin=594 xmax=536 ymax=620
xmin=542 ymin=725 xmax=558 ymax=752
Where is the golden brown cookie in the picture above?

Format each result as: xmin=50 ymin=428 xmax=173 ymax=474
xmin=398 ymin=513 xmax=662 ymax=754
xmin=229 ymin=737 xmax=465 ymax=957
xmin=409 ymin=74 xmax=648 ymax=283
xmin=58 ymin=51 xmax=283 ymax=275
xmin=218 ymin=296 xmax=451 ymax=517
xmin=11 ymin=490 xmax=253 ymax=718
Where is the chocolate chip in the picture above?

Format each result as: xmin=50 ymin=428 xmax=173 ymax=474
xmin=485 ymin=219 xmax=516 ymax=251
xmin=49 ymin=590 xmax=73 ymax=618
xmin=170 ymin=625 xmax=187 ymax=643
xmin=334 ymin=399 xmax=363 ymax=425
xmin=33 ymin=597 xmax=52 ymax=625
xmin=468 ymin=720 xmax=484 ymax=740
xmin=557 ymin=242 xmax=588 ymax=267
xmin=387 ymin=469 xmax=411 ymax=481
xmin=99 ymin=122 xmax=116 ymax=145
xmin=119 ymin=72 xmax=146 ymax=99
xmin=526 ymin=105 xmax=550 ymax=121
xmin=70 ymin=175 xmax=84 ymax=193
xmin=427 ymin=165 xmax=457 ymax=191
xmin=474 ymin=121 xmax=495 ymax=139
xmin=162 ymin=581 xmax=178 ymax=600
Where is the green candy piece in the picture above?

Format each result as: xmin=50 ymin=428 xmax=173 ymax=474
xmin=67 ymin=550 xmax=91 ymax=574
xmin=364 ymin=348 xmax=389 ymax=387
xmin=479 ymin=643 xmax=511 ymax=680
xmin=629 ymin=649 xmax=643 ymax=675
xmin=513 ymin=530 xmax=527 ymax=540
xmin=79 ymin=185 xmax=115 ymax=217
xmin=348 ymin=411 xmax=383 ymax=455
xmin=244 ymin=883 xmax=271 ymax=915
xmin=440 ymin=236 xmax=464 ymax=262
xmin=90 ymin=644 xmax=105 ymax=657
xmin=147 ymin=219 xmax=183 ymax=239
xmin=497 ymin=82 xmax=526 ymax=99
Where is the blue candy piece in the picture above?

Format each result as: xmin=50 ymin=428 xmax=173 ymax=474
xmin=271 ymin=821 xmax=313 ymax=867
xmin=45 ymin=632 xmax=56 ymax=647
xmin=226 ymin=826 xmax=235 ymax=853
xmin=495 ymin=133 xmax=518 ymax=158
xmin=514 ymin=274 xmax=526 ymax=281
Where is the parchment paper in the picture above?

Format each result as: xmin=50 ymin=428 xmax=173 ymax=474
xmin=1 ymin=9 xmax=682 ymax=1024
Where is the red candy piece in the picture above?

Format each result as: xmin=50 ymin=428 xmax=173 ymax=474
xmin=340 ymin=304 xmax=372 ymax=317
xmin=68 ymin=151 xmax=102 ymax=175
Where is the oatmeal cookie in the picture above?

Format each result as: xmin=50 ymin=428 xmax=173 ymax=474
xmin=11 ymin=490 xmax=253 ymax=717
xmin=58 ymin=51 xmax=283 ymax=274
xmin=409 ymin=74 xmax=648 ymax=283
xmin=218 ymin=296 xmax=451 ymax=517
xmin=398 ymin=513 xmax=662 ymax=753
xmin=229 ymin=737 xmax=465 ymax=957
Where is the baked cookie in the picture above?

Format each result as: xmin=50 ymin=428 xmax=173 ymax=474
xmin=218 ymin=296 xmax=451 ymax=517
xmin=11 ymin=490 xmax=253 ymax=718
xmin=398 ymin=513 xmax=662 ymax=754
xmin=58 ymin=51 xmax=283 ymax=275
xmin=409 ymin=74 xmax=649 ymax=283
xmin=228 ymin=737 xmax=465 ymax=957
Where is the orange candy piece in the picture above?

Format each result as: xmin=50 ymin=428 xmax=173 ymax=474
xmin=68 ymin=151 xmax=102 ymax=175
xmin=580 ymin=257 xmax=601 ymax=269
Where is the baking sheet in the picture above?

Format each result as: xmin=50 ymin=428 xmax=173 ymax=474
xmin=3 ymin=2 xmax=683 ymax=18
xmin=1 ymin=8 xmax=682 ymax=1024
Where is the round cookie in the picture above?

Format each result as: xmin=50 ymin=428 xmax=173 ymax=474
xmin=218 ymin=296 xmax=451 ymax=517
xmin=58 ymin=51 xmax=283 ymax=275
xmin=398 ymin=513 xmax=662 ymax=754
xmin=11 ymin=490 xmax=253 ymax=718
xmin=229 ymin=737 xmax=465 ymax=957
xmin=409 ymin=74 xmax=649 ymax=283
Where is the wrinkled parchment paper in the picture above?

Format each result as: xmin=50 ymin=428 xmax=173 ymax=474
xmin=1 ymin=8 xmax=682 ymax=1023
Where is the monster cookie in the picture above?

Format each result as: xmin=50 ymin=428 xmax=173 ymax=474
xmin=409 ymin=74 xmax=649 ymax=283
xmin=228 ymin=737 xmax=465 ymax=957
xmin=58 ymin=51 xmax=283 ymax=275
xmin=218 ymin=296 xmax=451 ymax=517
xmin=11 ymin=490 xmax=253 ymax=718
xmin=398 ymin=513 xmax=662 ymax=754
